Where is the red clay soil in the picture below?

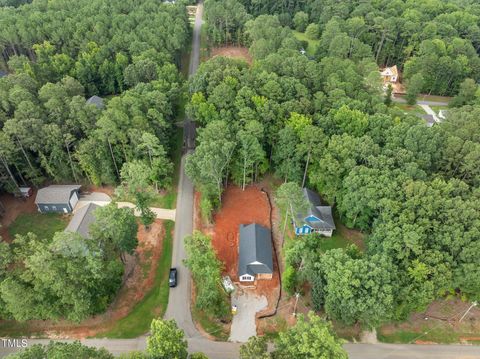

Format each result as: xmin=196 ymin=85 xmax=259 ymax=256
xmin=0 ymin=192 xmax=37 ymax=242
xmin=209 ymin=185 xmax=280 ymax=315
xmin=0 ymin=220 xmax=165 ymax=338
xmin=211 ymin=46 xmax=252 ymax=65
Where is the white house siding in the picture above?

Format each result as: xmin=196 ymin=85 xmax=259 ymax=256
xmin=318 ymin=229 xmax=333 ymax=237
xmin=240 ymin=274 xmax=254 ymax=282
xmin=69 ymin=191 xmax=79 ymax=211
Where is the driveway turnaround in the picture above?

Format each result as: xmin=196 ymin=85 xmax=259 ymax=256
xmin=76 ymin=192 xmax=176 ymax=221
xmin=229 ymin=290 xmax=267 ymax=343
xmin=419 ymin=104 xmax=441 ymax=123
xmin=117 ymin=202 xmax=176 ymax=221
xmin=76 ymin=192 xmax=111 ymax=209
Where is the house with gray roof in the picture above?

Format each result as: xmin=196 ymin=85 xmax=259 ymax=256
xmin=65 ymin=203 xmax=99 ymax=238
xmin=238 ymin=223 xmax=273 ymax=282
xmin=418 ymin=114 xmax=436 ymax=127
xmin=294 ymin=188 xmax=335 ymax=237
xmin=86 ymin=95 xmax=104 ymax=109
xmin=35 ymin=185 xmax=81 ymax=213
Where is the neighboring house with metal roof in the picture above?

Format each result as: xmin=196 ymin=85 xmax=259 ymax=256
xmin=238 ymin=223 xmax=273 ymax=282
xmin=35 ymin=185 xmax=81 ymax=213
xmin=420 ymin=114 xmax=436 ymax=127
xmin=86 ymin=95 xmax=104 ymax=109
xmin=65 ymin=203 xmax=99 ymax=238
xmin=294 ymin=188 xmax=335 ymax=237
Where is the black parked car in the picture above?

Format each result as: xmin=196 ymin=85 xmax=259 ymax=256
xmin=169 ymin=268 xmax=177 ymax=287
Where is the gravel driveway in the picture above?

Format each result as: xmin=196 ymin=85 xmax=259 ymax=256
xmin=229 ymin=290 xmax=267 ymax=343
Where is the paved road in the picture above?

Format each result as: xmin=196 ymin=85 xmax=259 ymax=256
xmin=344 ymin=343 xmax=480 ymax=358
xmin=164 ymin=0 xmax=202 ymax=339
xmin=393 ymin=96 xmax=449 ymax=106
xmin=1 ymin=339 xmax=480 ymax=359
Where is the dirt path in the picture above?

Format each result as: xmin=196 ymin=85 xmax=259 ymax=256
xmin=211 ymin=47 xmax=252 ymax=64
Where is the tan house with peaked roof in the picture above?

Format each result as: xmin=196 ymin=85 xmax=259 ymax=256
xmin=380 ymin=65 xmax=399 ymax=83
xmin=380 ymin=65 xmax=405 ymax=94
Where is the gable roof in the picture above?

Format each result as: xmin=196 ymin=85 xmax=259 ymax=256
xmin=238 ymin=223 xmax=273 ymax=277
xmin=35 ymin=185 xmax=81 ymax=204
xmin=65 ymin=203 xmax=99 ymax=238
xmin=86 ymin=95 xmax=104 ymax=109
xmin=298 ymin=188 xmax=336 ymax=230
xmin=380 ymin=65 xmax=398 ymax=78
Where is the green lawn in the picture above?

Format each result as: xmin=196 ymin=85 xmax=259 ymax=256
xmin=430 ymin=105 xmax=449 ymax=113
xmin=191 ymin=305 xmax=231 ymax=341
xmin=377 ymin=327 xmax=474 ymax=344
xmin=97 ymin=220 xmax=174 ymax=338
xmin=293 ymin=30 xmax=319 ymax=57
xmin=318 ymin=233 xmax=351 ymax=252
xmin=417 ymin=94 xmax=453 ymax=103
xmin=8 ymin=212 xmax=69 ymax=240
xmin=394 ymin=103 xmax=425 ymax=116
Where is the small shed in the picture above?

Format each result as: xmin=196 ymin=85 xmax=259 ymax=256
xmin=18 ymin=187 xmax=32 ymax=198
xmin=65 ymin=203 xmax=99 ymax=238
xmin=35 ymin=185 xmax=81 ymax=213
xmin=86 ymin=95 xmax=105 ymax=109
xmin=238 ymin=223 xmax=273 ymax=282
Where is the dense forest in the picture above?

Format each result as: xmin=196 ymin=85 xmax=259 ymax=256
xmin=0 ymin=0 xmax=190 ymax=193
xmin=205 ymin=0 xmax=480 ymax=96
xmin=187 ymin=2 xmax=480 ymax=328
xmin=0 ymin=0 xmax=191 ymax=321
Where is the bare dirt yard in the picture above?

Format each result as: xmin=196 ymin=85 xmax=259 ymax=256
xmin=211 ymin=46 xmax=252 ymax=64
xmin=0 ymin=219 xmax=166 ymax=338
xmin=209 ymin=185 xmax=280 ymax=314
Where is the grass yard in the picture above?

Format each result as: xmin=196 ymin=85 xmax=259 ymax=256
xmin=430 ymin=105 xmax=449 ymax=113
xmin=293 ymin=30 xmax=320 ymax=57
xmin=417 ymin=94 xmax=453 ymax=103
xmin=394 ymin=103 xmax=426 ymax=116
xmin=377 ymin=327 xmax=476 ymax=344
xmin=378 ymin=299 xmax=480 ymax=345
xmin=8 ymin=212 xmax=69 ymax=240
xmin=191 ymin=307 xmax=230 ymax=341
xmin=318 ymin=233 xmax=351 ymax=252
xmin=97 ymin=220 xmax=174 ymax=338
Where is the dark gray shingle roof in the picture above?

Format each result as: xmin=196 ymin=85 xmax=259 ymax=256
xmin=298 ymin=188 xmax=336 ymax=230
xmin=86 ymin=95 xmax=104 ymax=109
xmin=238 ymin=224 xmax=273 ymax=277
xmin=35 ymin=185 xmax=81 ymax=204
xmin=65 ymin=203 xmax=99 ymax=238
